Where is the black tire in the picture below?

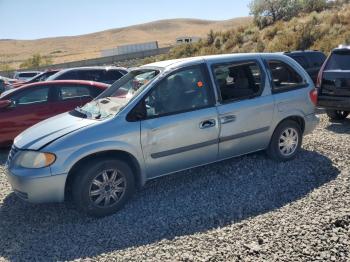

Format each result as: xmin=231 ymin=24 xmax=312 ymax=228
xmin=326 ymin=110 xmax=349 ymax=121
xmin=72 ymin=158 xmax=135 ymax=217
xmin=267 ymin=120 xmax=302 ymax=162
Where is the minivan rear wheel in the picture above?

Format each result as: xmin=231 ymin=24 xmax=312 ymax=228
xmin=326 ymin=110 xmax=349 ymax=121
xmin=267 ymin=120 xmax=302 ymax=162
xmin=72 ymin=158 xmax=135 ymax=217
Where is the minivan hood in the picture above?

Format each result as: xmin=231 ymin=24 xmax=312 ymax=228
xmin=14 ymin=112 xmax=97 ymax=150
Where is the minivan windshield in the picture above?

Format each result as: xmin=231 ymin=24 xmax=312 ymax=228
xmin=72 ymin=68 xmax=160 ymax=119
xmin=325 ymin=50 xmax=350 ymax=70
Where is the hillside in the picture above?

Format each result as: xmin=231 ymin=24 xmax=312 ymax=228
xmin=0 ymin=17 xmax=251 ymax=69
xmin=144 ymin=4 xmax=350 ymax=63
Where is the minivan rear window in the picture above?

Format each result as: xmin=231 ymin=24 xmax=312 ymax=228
xmin=325 ymin=51 xmax=350 ymax=70
xmin=267 ymin=60 xmax=305 ymax=92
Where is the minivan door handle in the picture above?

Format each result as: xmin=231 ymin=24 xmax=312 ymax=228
xmin=199 ymin=119 xmax=216 ymax=129
xmin=220 ymin=115 xmax=236 ymax=124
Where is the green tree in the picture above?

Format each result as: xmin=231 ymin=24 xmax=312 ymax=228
xmin=249 ymin=0 xmax=301 ymax=28
xmin=207 ymin=30 xmax=215 ymax=45
xmin=214 ymin=38 xmax=222 ymax=49
xmin=300 ymin=0 xmax=328 ymax=12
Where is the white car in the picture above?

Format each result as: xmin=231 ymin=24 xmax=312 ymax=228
xmin=13 ymin=71 xmax=41 ymax=81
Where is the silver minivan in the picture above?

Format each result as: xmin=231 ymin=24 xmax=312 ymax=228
xmin=5 ymin=53 xmax=319 ymax=217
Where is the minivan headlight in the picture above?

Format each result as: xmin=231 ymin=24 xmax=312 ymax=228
xmin=14 ymin=151 xmax=56 ymax=169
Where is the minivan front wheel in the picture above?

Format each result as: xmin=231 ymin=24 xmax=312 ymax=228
xmin=267 ymin=120 xmax=302 ymax=162
xmin=72 ymin=159 xmax=135 ymax=217
xmin=326 ymin=110 xmax=349 ymax=121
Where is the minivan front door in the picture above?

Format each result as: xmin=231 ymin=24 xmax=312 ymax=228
xmin=141 ymin=108 xmax=219 ymax=178
xmin=139 ymin=64 xmax=219 ymax=178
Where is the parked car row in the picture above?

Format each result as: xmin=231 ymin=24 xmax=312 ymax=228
xmin=1 ymin=44 xmax=349 ymax=217
xmin=0 ymin=66 xmax=129 ymax=146
xmin=46 ymin=66 xmax=128 ymax=84
xmin=5 ymin=66 xmax=128 ymax=89
xmin=4 ymin=52 xmax=320 ymax=217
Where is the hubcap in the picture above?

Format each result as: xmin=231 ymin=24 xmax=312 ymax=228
xmin=278 ymin=128 xmax=299 ymax=156
xmin=89 ymin=169 xmax=126 ymax=208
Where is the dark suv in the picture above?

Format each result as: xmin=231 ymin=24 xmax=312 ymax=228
xmin=47 ymin=66 xmax=128 ymax=85
xmin=317 ymin=45 xmax=350 ymax=120
xmin=283 ymin=51 xmax=326 ymax=84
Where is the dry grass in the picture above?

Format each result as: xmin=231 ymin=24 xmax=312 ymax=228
xmin=144 ymin=4 xmax=350 ymax=64
xmin=0 ymin=17 xmax=251 ymax=69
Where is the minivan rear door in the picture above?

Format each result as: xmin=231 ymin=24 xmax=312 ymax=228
xmin=210 ymin=58 xmax=274 ymax=159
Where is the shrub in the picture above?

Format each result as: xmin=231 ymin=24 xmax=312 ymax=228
xmin=146 ymin=2 xmax=350 ymax=62
xmin=19 ymin=54 xmax=52 ymax=69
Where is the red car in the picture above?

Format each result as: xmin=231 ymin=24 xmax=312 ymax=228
xmin=0 ymin=80 xmax=108 ymax=147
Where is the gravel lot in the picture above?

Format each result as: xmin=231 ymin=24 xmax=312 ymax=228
xmin=0 ymin=114 xmax=349 ymax=261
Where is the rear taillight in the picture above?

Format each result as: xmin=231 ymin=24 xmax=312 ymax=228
xmin=309 ymin=88 xmax=318 ymax=106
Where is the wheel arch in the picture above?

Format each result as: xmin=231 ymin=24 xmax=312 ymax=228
xmin=64 ymin=150 xmax=144 ymax=201
xmin=274 ymin=115 xmax=305 ymax=134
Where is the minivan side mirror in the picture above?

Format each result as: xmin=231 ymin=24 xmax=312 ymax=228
xmin=126 ymin=100 xmax=147 ymax=122
xmin=0 ymin=100 xmax=12 ymax=109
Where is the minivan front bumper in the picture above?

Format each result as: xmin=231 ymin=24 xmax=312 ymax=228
xmin=318 ymin=95 xmax=350 ymax=111
xmin=5 ymin=167 xmax=67 ymax=203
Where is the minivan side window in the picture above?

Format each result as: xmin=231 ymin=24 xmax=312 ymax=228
xmin=144 ymin=65 xmax=214 ymax=118
xmin=267 ymin=60 xmax=305 ymax=92
xmin=213 ymin=61 xmax=263 ymax=102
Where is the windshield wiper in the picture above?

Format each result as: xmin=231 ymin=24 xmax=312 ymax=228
xmin=71 ymin=107 xmax=88 ymax=118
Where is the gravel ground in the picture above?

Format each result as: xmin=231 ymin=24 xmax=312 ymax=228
xmin=0 ymin=114 xmax=349 ymax=261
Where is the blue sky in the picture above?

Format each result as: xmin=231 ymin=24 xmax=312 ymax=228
xmin=0 ymin=0 xmax=251 ymax=40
